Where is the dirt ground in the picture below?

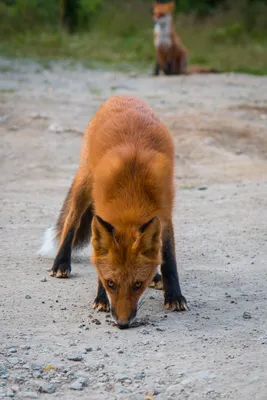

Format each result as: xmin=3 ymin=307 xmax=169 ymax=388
xmin=0 ymin=57 xmax=267 ymax=400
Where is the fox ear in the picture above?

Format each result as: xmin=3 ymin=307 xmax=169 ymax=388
xmin=91 ymin=216 xmax=115 ymax=255
xmin=137 ymin=217 xmax=162 ymax=259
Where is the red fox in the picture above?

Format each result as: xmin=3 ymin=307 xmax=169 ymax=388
xmin=40 ymin=96 xmax=187 ymax=329
xmin=153 ymin=1 xmax=219 ymax=75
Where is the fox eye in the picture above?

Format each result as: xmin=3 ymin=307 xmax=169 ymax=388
xmin=133 ymin=281 xmax=142 ymax=291
xmin=107 ymin=280 xmax=116 ymax=289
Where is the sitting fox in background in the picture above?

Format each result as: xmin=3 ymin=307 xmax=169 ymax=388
xmin=153 ymin=1 xmax=219 ymax=75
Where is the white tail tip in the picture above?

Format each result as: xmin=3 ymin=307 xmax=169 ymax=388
xmin=38 ymin=227 xmax=58 ymax=258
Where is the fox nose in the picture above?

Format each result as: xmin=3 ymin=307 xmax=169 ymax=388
xmin=117 ymin=321 xmax=129 ymax=330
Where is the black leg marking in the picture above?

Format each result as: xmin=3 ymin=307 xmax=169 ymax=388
xmin=161 ymin=232 xmax=187 ymax=311
xmin=93 ymin=279 xmax=110 ymax=312
xmin=153 ymin=62 xmax=160 ymax=76
xmin=50 ymin=228 xmax=74 ymax=278
xmin=164 ymin=61 xmax=172 ymax=75
xmin=149 ymin=271 xmax=163 ymax=290
xmin=73 ymin=204 xmax=94 ymax=249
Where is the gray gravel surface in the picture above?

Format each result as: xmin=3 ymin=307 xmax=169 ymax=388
xmin=0 ymin=57 xmax=267 ymax=399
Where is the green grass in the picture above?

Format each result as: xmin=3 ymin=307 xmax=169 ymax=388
xmin=0 ymin=88 xmax=17 ymax=93
xmin=1 ymin=2 xmax=267 ymax=75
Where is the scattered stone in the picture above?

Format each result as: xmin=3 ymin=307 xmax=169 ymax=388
xmin=203 ymin=137 xmax=214 ymax=146
xmin=7 ymin=348 xmax=17 ymax=354
xmin=70 ymin=377 xmax=88 ymax=390
xmin=7 ymin=358 xmax=19 ymax=365
xmin=198 ymin=186 xmax=208 ymax=191
xmin=134 ymin=372 xmax=146 ymax=380
xmin=12 ymin=374 xmax=26 ymax=383
xmin=85 ymin=347 xmax=93 ymax=353
xmin=40 ymin=277 xmax=47 ymax=282
xmin=243 ymin=311 xmax=252 ymax=319
xmin=10 ymin=385 xmax=19 ymax=393
xmin=166 ymin=383 xmax=187 ymax=396
xmin=0 ymin=365 xmax=8 ymax=378
xmin=5 ymin=388 xmax=15 ymax=397
xmin=38 ymin=382 xmax=56 ymax=394
xmin=70 ymin=380 xmax=83 ymax=391
xmin=21 ymin=392 xmax=39 ymax=399
xmin=67 ymin=353 xmax=83 ymax=361
xmin=32 ymin=371 xmax=43 ymax=379
xmin=115 ymin=375 xmax=132 ymax=383
xmin=114 ymin=384 xmax=130 ymax=393
xmin=30 ymin=113 xmax=48 ymax=120
xmin=74 ymin=371 xmax=89 ymax=379
xmin=48 ymin=124 xmax=63 ymax=133
xmin=25 ymin=295 xmax=31 ymax=299
xmin=0 ymin=115 xmax=9 ymax=124
xmin=92 ymin=319 xmax=101 ymax=325
xmin=30 ymin=363 xmax=42 ymax=371
xmin=140 ymin=328 xmax=150 ymax=335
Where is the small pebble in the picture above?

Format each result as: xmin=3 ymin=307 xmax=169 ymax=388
xmin=134 ymin=372 xmax=146 ymax=380
xmin=20 ymin=345 xmax=31 ymax=350
xmin=5 ymin=389 xmax=15 ymax=398
xmin=70 ymin=377 xmax=87 ymax=391
xmin=38 ymin=382 xmax=56 ymax=394
xmin=25 ymin=295 xmax=31 ymax=299
xmin=8 ymin=358 xmax=19 ymax=365
xmin=198 ymin=186 xmax=208 ymax=191
xmin=40 ymin=277 xmax=47 ymax=282
xmin=243 ymin=312 xmax=252 ymax=319
xmin=140 ymin=328 xmax=150 ymax=335
xmin=67 ymin=353 xmax=83 ymax=361
xmin=21 ymin=392 xmax=39 ymax=399
xmin=92 ymin=319 xmax=101 ymax=325
xmin=115 ymin=375 xmax=132 ymax=383
xmin=7 ymin=348 xmax=17 ymax=354
xmin=30 ymin=363 xmax=42 ymax=371
xmin=48 ymin=124 xmax=63 ymax=133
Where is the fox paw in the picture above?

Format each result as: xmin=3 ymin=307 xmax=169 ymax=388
xmin=149 ymin=272 xmax=163 ymax=290
xmin=93 ymin=296 xmax=110 ymax=312
xmin=50 ymin=263 xmax=71 ymax=278
xmin=164 ymin=293 xmax=188 ymax=312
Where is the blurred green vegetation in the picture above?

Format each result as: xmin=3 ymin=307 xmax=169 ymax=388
xmin=0 ymin=0 xmax=267 ymax=74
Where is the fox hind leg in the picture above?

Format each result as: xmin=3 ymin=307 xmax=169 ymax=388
xmin=50 ymin=172 xmax=92 ymax=278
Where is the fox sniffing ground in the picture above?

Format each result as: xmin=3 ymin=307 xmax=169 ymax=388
xmin=40 ymin=95 xmax=187 ymax=329
xmin=153 ymin=1 xmax=219 ymax=75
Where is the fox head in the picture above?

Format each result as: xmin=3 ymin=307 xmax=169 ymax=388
xmin=153 ymin=1 xmax=175 ymax=22
xmin=91 ymin=215 xmax=162 ymax=329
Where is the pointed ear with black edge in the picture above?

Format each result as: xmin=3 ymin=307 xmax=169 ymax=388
xmin=91 ymin=216 xmax=115 ymax=255
xmin=138 ymin=217 xmax=162 ymax=259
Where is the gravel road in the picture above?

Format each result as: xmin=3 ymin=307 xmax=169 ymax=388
xmin=0 ymin=57 xmax=267 ymax=399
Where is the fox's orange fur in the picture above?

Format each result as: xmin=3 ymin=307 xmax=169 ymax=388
xmin=41 ymin=95 xmax=187 ymax=328
xmin=153 ymin=2 xmax=219 ymax=75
